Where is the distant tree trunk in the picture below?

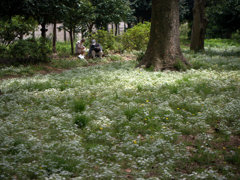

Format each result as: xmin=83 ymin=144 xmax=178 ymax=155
xmin=87 ymin=23 xmax=94 ymax=34
xmin=52 ymin=22 xmax=57 ymax=53
xmin=127 ymin=23 xmax=132 ymax=29
xmin=19 ymin=34 xmax=23 ymax=40
xmin=73 ymin=29 xmax=76 ymax=41
xmin=64 ymin=29 xmax=66 ymax=42
xmin=138 ymin=0 xmax=190 ymax=71
xmin=111 ymin=24 xmax=114 ymax=33
xmin=190 ymin=0 xmax=207 ymax=52
xmin=124 ymin=23 xmax=127 ymax=32
xmin=69 ymin=28 xmax=74 ymax=55
xmin=115 ymin=23 xmax=119 ymax=36
xmin=32 ymin=30 xmax=35 ymax=39
xmin=41 ymin=22 xmax=47 ymax=38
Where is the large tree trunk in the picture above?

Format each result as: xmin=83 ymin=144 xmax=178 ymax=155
xmin=138 ymin=0 xmax=189 ymax=71
xmin=52 ymin=22 xmax=57 ymax=53
xmin=190 ymin=0 xmax=207 ymax=52
xmin=69 ymin=28 xmax=74 ymax=55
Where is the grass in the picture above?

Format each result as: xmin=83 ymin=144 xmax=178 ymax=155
xmin=0 ymin=39 xmax=240 ymax=179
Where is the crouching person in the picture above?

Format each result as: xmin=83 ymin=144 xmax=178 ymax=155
xmin=88 ymin=39 xmax=103 ymax=58
xmin=76 ymin=39 xmax=86 ymax=59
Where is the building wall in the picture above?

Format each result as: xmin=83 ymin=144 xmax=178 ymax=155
xmin=30 ymin=22 xmax=127 ymax=41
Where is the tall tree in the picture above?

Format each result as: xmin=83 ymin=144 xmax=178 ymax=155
xmin=138 ymin=0 xmax=189 ymax=71
xmin=190 ymin=0 xmax=207 ymax=51
xmin=61 ymin=0 xmax=92 ymax=55
xmin=129 ymin=0 xmax=152 ymax=23
xmin=206 ymin=0 xmax=240 ymax=38
xmin=90 ymin=0 xmax=131 ymax=30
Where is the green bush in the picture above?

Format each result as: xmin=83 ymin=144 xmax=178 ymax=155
xmin=73 ymin=98 xmax=87 ymax=112
xmin=231 ymin=30 xmax=240 ymax=40
xmin=0 ymin=45 xmax=8 ymax=59
xmin=56 ymin=42 xmax=71 ymax=58
xmin=74 ymin=115 xmax=89 ymax=129
xmin=122 ymin=22 xmax=151 ymax=51
xmin=91 ymin=30 xmax=117 ymax=52
xmin=9 ymin=38 xmax=51 ymax=63
xmin=180 ymin=23 xmax=190 ymax=39
xmin=0 ymin=16 xmax=37 ymax=45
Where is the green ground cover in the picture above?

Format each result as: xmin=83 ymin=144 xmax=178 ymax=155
xmin=0 ymin=39 xmax=240 ymax=179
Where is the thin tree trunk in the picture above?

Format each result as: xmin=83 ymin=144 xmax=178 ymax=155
xmin=88 ymin=23 xmax=94 ymax=34
xmin=64 ymin=29 xmax=66 ymax=42
xmin=115 ymin=24 xmax=118 ymax=36
xmin=19 ymin=34 xmax=23 ymax=40
xmin=190 ymin=0 xmax=207 ymax=52
xmin=41 ymin=22 xmax=47 ymax=38
xmin=32 ymin=30 xmax=35 ymax=39
xmin=52 ymin=22 xmax=57 ymax=53
xmin=73 ymin=29 xmax=76 ymax=41
xmin=138 ymin=0 xmax=190 ymax=71
xmin=127 ymin=23 xmax=132 ymax=29
xmin=124 ymin=23 xmax=127 ymax=32
xmin=69 ymin=28 xmax=74 ymax=55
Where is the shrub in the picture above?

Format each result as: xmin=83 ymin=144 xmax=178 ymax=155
xmin=9 ymin=38 xmax=51 ymax=63
xmin=136 ymin=51 xmax=145 ymax=63
xmin=74 ymin=115 xmax=89 ymax=129
xmin=180 ymin=23 xmax=191 ymax=39
xmin=0 ymin=45 xmax=8 ymax=59
xmin=122 ymin=22 xmax=151 ymax=51
xmin=91 ymin=30 xmax=116 ymax=52
xmin=0 ymin=16 xmax=37 ymax=45
xmin=73 ymin=98 xmax=87 ymax=112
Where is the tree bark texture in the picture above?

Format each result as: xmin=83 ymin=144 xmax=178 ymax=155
xmin=69 ymin=29 xmax=74 ymax=55
xmin=190 ymin=0 xmax=207 ymax=52
xmin=52 ymin=22 xmax=57 ymax=53
xmin=138 ymin=0 xmax=189 ymax=71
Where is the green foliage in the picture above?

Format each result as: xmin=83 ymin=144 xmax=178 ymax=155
xmin=91 ymin=30 xmax=116 ymax=51
xmin=0 ymin=16 xmax=37 ymax=45
xmin=73 ymin=98 xmax=87 ymax=113
xmin=231 ymin=30 xmax=240 ymax=40
xmin=124 ymin=105 xmax=139 ymax=121
xmin=122 ymin=22 xmax=150 ymax=51
xmin=91 ymin=0 xmax=132 ymax=29
xmin=0 ymin=45 xmax=8 ymax=59
xmin=129 ymin=0 xmax=152 ymax=23
xmin=9 ymin=38 xmax=51 ymax=63
xmin=1 ymin=40 xmax=240 ymax=178
xmin=136 ymin=51 xmax=145 ymax=63
xmin=174 ymin=59 xmax=188 ymax=71
xmin=206 ymin=0 xmax=240 ymax=38
xmin=74 ymin=115 xmax=89 ymax=128
xmin=180 ymin=23 xmax=191 ymax=39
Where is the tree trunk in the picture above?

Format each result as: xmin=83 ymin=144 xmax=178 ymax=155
xmin=32 ymin=30 xmax=35 ymax=39
xmin=190 ymin=0 xmax=207 ymax=52
xmin=41 ymin=22 xmax=47 ymax=38
xmin=127 ymin=23 xmax=132 ymax=29
xmin=64 ymin=29 xmax=66 ymax=42
xmin=19 ymin=34 xmax=23 ymax=40
xmin=124 ymin=23 xmax=127 ymax=32
xmin=52 ymin=22 xmax=57 ymax=53
xmin=115 ymin=24 xmax=118 ymax=36
xmin=87 ymin=23 xmax=94 ymax=34
xmin=73 ymin=29 xmax=76 ymax=41
xmin=138 ymin=0 xmax=189 ymax=71
xmin=69 ymin=28 xmax=74 ymax=55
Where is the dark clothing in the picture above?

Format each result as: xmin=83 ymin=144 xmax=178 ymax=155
xmin=88 ymin=43 xmax=103 ymax=57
